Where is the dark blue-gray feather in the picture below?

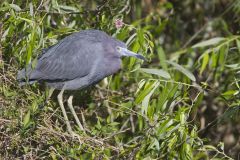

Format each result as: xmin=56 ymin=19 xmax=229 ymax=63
xmin=17 ymin=30 xmax=124 ymax=90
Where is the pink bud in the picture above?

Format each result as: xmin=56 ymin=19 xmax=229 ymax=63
xmin=115 ymin=19 xmax=124 ymax=29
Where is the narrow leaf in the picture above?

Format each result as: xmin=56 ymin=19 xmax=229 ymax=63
xmin=219 ymin=45 xmax=228 ymax=71
xmin=9 ymin=4 xmax=22 ymax=11
xmin=59 ymin=5 xmax=78 ymax=12
xmin=135 ymin=81 xmax=158 ymax=104
xmin=192 ymin=37 xmax=225 ymax=48
xmin=18 ymin=17 xmax=33 ymax=24
xmin=126 ymin=33 xmax=136 ymax=46
xmin=211 ymin=52 xmax=217 ymax=68
xmin=158 ymin=47 xmax=167 ymax=70
xmin=137 ymin=29 xmax=144 ymax=46
xmin=166 ymin=61 xmax=196 ymax=81
xmin=29 ymin=3 xmax=34 ymax=16
xmin=140 ymin=68 xmax=171 ymax=79
xmin=236 ymin=39 xmax=240 ymax=54
xmin=142 ymin=81 xmax=159 ymax=114
xmin=200 ymin=52 xmax=209 ymax=75
xmin=136 ymin=79 xmax=146 ymax=94
xmin=23 ymin=110 xmax=31 ymax=127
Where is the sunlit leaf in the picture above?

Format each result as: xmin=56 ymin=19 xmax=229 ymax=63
xmin=9 ymin=3 xmax=21 ymax=11
xmin=59 ymin=5 xmax=78 ymax=12
xmin=222 ymin=90 xmax=239 ymax=96
xmin=148 ymin=138 xmax=160 ymax=151
xmin=211 ymin=52 xmax=217 ymax=68
xmin=200 ymin=52 xmax=209 ymax=74
xmin=157 ymin=47 xmax=167 ymax=70
xmin=137 ymin=29 xmax=144 ymax=46
xmin=136 ymin=79 xmax=146 ymax=94
xmin=225 ymin=63 xmax=240 ymax=69
xmin=135 ymin=81 xmax=159 ymax=104
xmin=140 ymin=68 xmax=171 ymax=79
xmin=29 ymin=3 xmax=34 ymax=16
xmin=168 ymin=134 xmax=178 ymax=149
xmin=18 ymin=17 xmax=33 ymax=24
xmin=23 ymin=110 xmax=31 ymax=127
xmin=126 ymin=33 xmax=136 ymax=46
xmin=166 ymin=60 xmax=196 ymax=81
xmin=142 ymin=81 xmax=159 ymax=114
xmin=192 ymin=37 xmax=225 ymax=48
xmin=236 ymin=39 xmax=240 ymax=53
xmin=157 ymin=119 xmax=173 ymax=138
xmin=219 ymin=45 xmax=228 ymax=71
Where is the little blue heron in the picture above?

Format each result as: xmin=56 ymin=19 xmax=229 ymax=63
xmin=17 ymin=29 xmax=145 ymax=135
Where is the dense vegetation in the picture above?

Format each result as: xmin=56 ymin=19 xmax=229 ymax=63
xmin=1 ymin=0 xmax=240 ymax=159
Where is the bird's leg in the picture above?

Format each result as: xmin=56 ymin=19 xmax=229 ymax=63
xmin=67 ymin=95 xmax=84 ymax=131
xmin=57 ymin=89 xmax=73 ymax=135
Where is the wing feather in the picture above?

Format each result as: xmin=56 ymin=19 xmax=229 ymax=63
xmin=29 ymin=34 xmax=103 ymax=81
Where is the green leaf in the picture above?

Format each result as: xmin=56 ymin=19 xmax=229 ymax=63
xmin=136 ymin=79 xmax=146 ymax=94
xmin=140 ymin=68 xmax=171 ymax=79
xmin=9 ymin=4 xmax=22 ymax=11
xmin=142 ymin=81 xmax=159 ymax=114
xmin=157 ymin=83 xmax=178 ymax=112
xmin=128 ymin=41 xmax=140 ymax=70
xmin=236 ymin=39 xmax=240 ymax=54
xmin=126 ymin=33 xmax=136 ymax=46
xmin=132 ymin=41 xmax=140 ymax=53
xmin=222 ymin=90 xmax=239 ymax=96
xmin=192 ymin=37 xmax=225 ymax=48
xmin=157 ymin=47 xmax=167 ymax=70
xmin=225 ymin=63 xmax=240 ymax=69
xmin=157 ymin=119 xmax=173 ymax=138
xmin=211 ymin=52 xmax=218 ymax=68
xmin=116 ymin=28 xmax=129 ymax=40
xmin=200 ymin=52 xmax=209 ymax=75
xmin=166 ymin=61 xmax=196 ymax=81
xmin=168 ymin=134 xmax=178 ymax=149
xmin=18 ymin=17 xmax=33 ymax=24
xmin=26 ymin=29 xmax=36 ymax=65
xmin=135 ymin=81 xmax=159 ymax=104
xmin=59 ymin=5 xmax=78 ymax=12
xmin=148 ymin=138 xmax=160 ymax=151
xmin=29 ymin=3 xmax=34 ymax=17
xmin=0 ymin=6 xmax=11 ymax=12
xmin=219 ymin=45 xmax=228 ymax=71
xmin=137 ymin=29 xmax=144 ymax=46
xmin=23 ymin=110 xmax=31 ymax=127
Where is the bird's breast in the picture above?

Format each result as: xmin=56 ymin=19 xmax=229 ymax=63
xmin=89 ymin=57 xmax=121 ymax=84
xmin=105 ymin=57 xmax=122 ymax=74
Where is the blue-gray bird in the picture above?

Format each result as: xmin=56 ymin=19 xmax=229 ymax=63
xmin=17 ymin=29 xmax=145 ymax=135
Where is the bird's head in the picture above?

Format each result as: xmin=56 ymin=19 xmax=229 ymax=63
xmin=115 ymin=41 xmax=146 ymax=61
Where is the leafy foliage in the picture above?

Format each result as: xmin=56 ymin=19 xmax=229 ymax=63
xmin=1 ymin=0 xmax=240 ymax=159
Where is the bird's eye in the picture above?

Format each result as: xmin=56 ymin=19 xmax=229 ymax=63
xmin=116 ymin=47 xmax=121 ymax=51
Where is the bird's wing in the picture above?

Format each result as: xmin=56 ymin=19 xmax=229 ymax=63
xmin=29 ymin=34 xmax=102 ymax=81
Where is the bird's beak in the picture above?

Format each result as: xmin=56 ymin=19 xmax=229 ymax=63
xmin=119 ymin=47 xmax=146 ymax=61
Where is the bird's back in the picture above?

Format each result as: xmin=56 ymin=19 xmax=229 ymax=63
xmin=17 ymin=30 xmax=110 ymax=89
